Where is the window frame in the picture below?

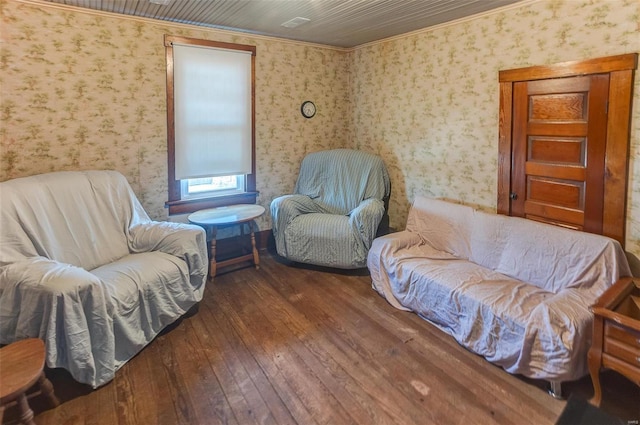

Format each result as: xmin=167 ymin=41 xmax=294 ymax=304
xmin=164 ymin=35 xmax=257 ymax=215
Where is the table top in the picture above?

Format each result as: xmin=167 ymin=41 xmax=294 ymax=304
xmin=188 ymin=204 xmax=265 ymax=226
xmin=0 ymin=338 xmax=45 ymax=401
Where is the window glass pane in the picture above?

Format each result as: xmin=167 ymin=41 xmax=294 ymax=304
xmin=182 ymin=174 xmax=245 ymax=199
xmin=187 ymin=176 xmax=238 ymax=194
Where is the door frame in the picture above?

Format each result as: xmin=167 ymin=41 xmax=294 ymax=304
xmin=498 ymin=53 xmax=638 ymax=245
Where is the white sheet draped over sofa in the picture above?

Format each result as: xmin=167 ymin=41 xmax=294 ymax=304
xmin=0 ymin=171 xmax=208 ymax=388
xmin=368 ymin=196 xmax=631 ymax=382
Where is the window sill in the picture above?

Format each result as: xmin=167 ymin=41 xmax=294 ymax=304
xmin=166 ymin=191 xmax=259 ymax=215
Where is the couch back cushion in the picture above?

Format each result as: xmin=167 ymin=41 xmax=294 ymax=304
xmin=409 ymin=197 xmax=630 ymax=294
xmin=0 ymin=170 xmax=149 ymax=270
xmin=406 ymin=196 xmax=473 ymax=259
xmin=486 ymin=214 xmax=629 ymax=293
xmin=294 ymin=149 xmax=390 ymax=215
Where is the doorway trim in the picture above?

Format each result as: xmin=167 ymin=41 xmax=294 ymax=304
xmin=498 ymin=53 xmax=638 ymax=245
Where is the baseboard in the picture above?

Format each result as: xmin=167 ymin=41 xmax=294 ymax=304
xmin=256 ymin=229 xmax=271 ymax=250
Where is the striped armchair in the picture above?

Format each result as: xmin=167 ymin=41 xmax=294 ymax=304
xmin=271 ymin=149 xmax=390 ymax=269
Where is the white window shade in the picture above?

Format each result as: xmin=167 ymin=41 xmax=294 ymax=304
xmin=173 ymin=44 xmax=252 ymax=180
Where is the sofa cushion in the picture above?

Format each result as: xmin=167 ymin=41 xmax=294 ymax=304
xmin=91 ymin=251 xmax=190 ymax=316
xmin=371 ymin=243 xmax=553 ymax=368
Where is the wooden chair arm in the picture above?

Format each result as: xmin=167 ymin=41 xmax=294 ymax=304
xmin=590 ymin=277 xmax=640 ymax=332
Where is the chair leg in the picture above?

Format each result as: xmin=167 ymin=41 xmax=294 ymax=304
xmin=38 ymin=372 xmax=59 ymax=407
xmin=548 ymin=380 xmax=564 ymax=399
xmin=16 ymin=393 xmax=36 ymax=425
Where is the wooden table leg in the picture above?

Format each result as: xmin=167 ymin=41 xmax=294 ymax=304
xmin=39 ymin=372 xmax=59 ymax=408
xmin=210 ymin=226 xmax=217 ymax=279
xmin=17 ymin=393 xmax=36 ymax=425
xmin=250 ymin=221 xmax=260 ymax=270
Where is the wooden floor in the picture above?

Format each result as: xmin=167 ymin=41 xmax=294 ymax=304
xmin=12 ymin=252 xmax=640 ymax=425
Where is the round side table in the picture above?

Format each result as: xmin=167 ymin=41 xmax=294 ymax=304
xmin=189 ymin=204 xmax=265 ymax=279
xmin=0 ymin=338 xmax=59 ymax=425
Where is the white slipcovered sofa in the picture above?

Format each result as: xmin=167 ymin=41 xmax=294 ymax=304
xmin=367 ymin=196 xmax=631 ymax=395
xmin=0 ymin=170 xmax=208 ymax=388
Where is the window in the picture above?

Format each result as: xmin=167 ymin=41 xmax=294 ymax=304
xmin=181 ymin=175 xmax=245 ymax=199
xmin=164 ymin=35 xmax=257 ymax=215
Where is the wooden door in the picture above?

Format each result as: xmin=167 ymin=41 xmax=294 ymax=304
xmin=510 ymin=74 xmax=609 ymax=232
xmin=498 ymin=54 xmax=637 ymax=245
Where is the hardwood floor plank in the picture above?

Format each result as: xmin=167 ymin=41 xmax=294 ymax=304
xmin=217 ymin=271 xmax=358 ymax=425
xmin=152 ymin=333 xmax=201 ymax=424
xmin=209 ymin=276 xmax=318 ymax=425
xmin=259 ymin=261 xmax=500 ymax=424
xmin=236 ymin=272 xmax=401 ymax=425
xmin=118 ymin=345 xmax=161 ymax=425
xmin=196 ymin=300 xmax=282 ymax=425
xmin=136 ymin=336 xmax=181 ymax=425
xmin=167 ymin=316 xmax=239 ymax=425
xmin=238 ymin=267 xmax=426 ymax=425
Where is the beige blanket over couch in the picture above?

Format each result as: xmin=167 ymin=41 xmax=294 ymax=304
xmin=367 ymin=196 xmax=631 ymax=382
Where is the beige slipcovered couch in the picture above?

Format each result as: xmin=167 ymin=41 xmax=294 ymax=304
xmin=367 ymin=196 xmax=631 ymax=396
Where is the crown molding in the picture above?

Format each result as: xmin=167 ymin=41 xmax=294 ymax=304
xmin=348 ymin=0 xmax=540 ymax=52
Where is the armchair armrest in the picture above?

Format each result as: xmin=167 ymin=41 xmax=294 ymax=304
xmin=129 ymin=222 xmax=207 ymax=288
xmin=270 ymin=195 xmax=322 ymax=232
xmin=348 ymin=198 xmax=385 ymax=249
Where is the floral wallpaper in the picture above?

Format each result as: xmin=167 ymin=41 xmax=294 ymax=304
xmin=1 ymin=0 xmax=640 ymax=258
xmin=350 ymin=0 xmax=640 ymax=257
xmin=0 ymin=0 xmax=350 ymax=230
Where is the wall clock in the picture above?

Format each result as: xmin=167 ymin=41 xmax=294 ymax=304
xmin=301 ymin=101 xmax=316 ymax=118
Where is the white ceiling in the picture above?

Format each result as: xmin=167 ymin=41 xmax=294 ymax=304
xmin=43 ymin=0 xmax=523 ymax=48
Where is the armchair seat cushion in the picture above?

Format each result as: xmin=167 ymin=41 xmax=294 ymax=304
xmin=271 ymin=149 xmax=390 ymax=269
xmin=283 ymin=213 xmax=363 ymax=268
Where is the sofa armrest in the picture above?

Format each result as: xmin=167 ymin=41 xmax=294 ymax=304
xmin=0 ymin=257 xmax=115 ymax=387
xmin=366 ymin=231 xmax=423 ymax=312
xmin=129 ymin=222 xmax=207 ymax=288
xmin=526 ymin=288 xmax=595 ymax=381
xmin=349 ymin=198 xmax=385 ymax=249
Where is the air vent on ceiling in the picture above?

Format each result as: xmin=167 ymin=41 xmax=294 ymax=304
xmin=281 ymin=17 xmax=311 ymax=29
xmin=149 ymin=0 xmax=171 ymax=5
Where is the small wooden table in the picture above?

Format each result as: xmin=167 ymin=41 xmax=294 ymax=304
xmin=588 ymin=277 xmax=640 ymax=406
xmin=189 ymin=204 xmax=265 ymax=279
xmin=0 ymin=338 xmax=59 ymax=425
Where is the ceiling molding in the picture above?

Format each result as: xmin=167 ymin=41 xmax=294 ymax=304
xmin=350 ymin=0 xmax=540 ymax=51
